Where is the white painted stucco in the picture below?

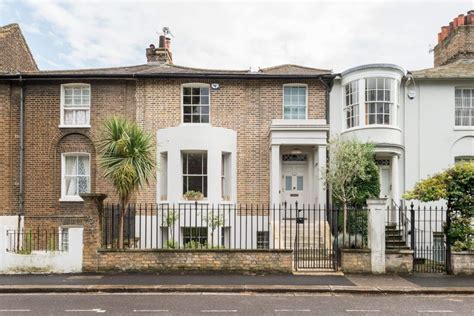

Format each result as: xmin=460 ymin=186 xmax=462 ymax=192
xmin=0 ymin=226 xmax=83 ymax=274
xmin=157 ymin=124 xmax=237 ymax=204
xmin=330 ymin=63 xmax=474 ymax=208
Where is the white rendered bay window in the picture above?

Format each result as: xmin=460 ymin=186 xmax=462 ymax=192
xmin=61 ymin=153 xmax=90 ymax=201
xmin=60 ymin=84 xmax=91 ymax=127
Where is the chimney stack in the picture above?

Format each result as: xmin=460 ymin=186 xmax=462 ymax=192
xmin=146 ymin=33 xmax=173 ymax=64
xmin=434 ymin=11 xmax=474 ymax=66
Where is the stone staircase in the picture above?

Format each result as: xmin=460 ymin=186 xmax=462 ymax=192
xmin=385 ymin=223 xmax=409 ymax=250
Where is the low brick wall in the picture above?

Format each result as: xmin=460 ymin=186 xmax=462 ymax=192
xmin=385 ymin=250 xmax=413 ymax=274
xmin=93 ymin=249 xmax=293 ymax=274
xmin=451 ymin=251 xmax=474 ymax=275
xmin=341 ymin=249 xmax=371 ymax=273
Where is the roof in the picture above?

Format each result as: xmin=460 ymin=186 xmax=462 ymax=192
xmin=0 ymin=23 xmax=38 ymax=72
xmin=258 ymin=64 xmax=331 ymax=75
xmin=410 ymin=59 xmax=474 ymax=79
xmin=0 ymin=62 xmax=334 ymax=80
xmin=342 ymin=63 xmax=405 ymax=76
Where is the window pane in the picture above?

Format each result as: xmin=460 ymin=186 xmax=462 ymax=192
xmin=187 ymin=154 xmax=203 ymax=174
xmin=285 ymin=176 xmax=292 ymax=191
xmin=200 ymin=87 xmax=209 ymax=95
xmin=65 ymin=156 xmax=76 ymax=176
xmin=77 ymin=176 xmax=88 ymax=193
xmin=201 ymin=115 xmax=209 ymax=123
xmin=183 ymin=115 xmax=191 ymax=123
xmin=192 ymin=87 xmax=200 ymax=95
xmin=200 ymin=96 xmax=209 ymax=104
xmin=192 ymin=96 xmax=200 ymax=104
xmin=188 ymin=176 xmax=204 ymax=193
xmin=297 ymin=176 xmax=303 ymax=191
xmin=183 ymin=87 xmax=191 ymax=95
xmin=183 ymin=96 xmax=191 ymax=104
xmin=183 ymin=106 xmax=191 ymax=114
xmin=76 ymin=110 xmax=87 ymax=125
xmin=192 ymin=115 xmax=200 ymax=123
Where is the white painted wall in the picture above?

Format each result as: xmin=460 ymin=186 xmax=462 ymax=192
xmin=0 ymin=227 xmax=83 ymax=274
xmin=157 ymin=125 xmax=237 ymax=204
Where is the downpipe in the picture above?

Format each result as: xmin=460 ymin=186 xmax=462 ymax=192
xmin=17 ymin=75 xmax=25 ymax=249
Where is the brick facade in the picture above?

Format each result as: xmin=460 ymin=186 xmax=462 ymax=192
xmin=0 ymin=24 xmax=38 ymax=73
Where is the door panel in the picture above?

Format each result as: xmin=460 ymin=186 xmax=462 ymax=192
xmin=282 ymin=164 xmax=307 ymax=206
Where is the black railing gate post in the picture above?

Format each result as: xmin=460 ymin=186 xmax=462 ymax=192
xmin=410 ymin=202 xmax=415 ymax=252
xmin=446 ymin=207 xmax=453 ymax=275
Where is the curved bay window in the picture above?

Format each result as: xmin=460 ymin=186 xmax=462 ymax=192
xmin=344 ymin=80 xmax=359 ymax=128
xmin=365 ymin=78 xmax=394 ymax=125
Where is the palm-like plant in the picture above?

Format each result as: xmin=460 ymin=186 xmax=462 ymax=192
xmin=97 ymin=117 xmax=155 ymax=249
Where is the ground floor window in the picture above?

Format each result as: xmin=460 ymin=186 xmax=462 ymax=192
xmin=455 ymin=156 xmax=474 ymax=164
xmin=60 ymin=228 xmax=69 ymax=251
xmin=61 ymin=153 xmax=90 ymax=200
xmin=182 ymin=152 xmax=208 ymax=197
xmin=257 ymin=231 xmax=270 ymax=249
xmin=182 ymin=227 xmax=208 ymax=247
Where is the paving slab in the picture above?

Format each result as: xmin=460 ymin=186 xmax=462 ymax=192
xmin=345 ymin=274 xmax=421 ymax=288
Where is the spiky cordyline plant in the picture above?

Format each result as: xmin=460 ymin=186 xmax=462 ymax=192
xmin=97 ymin=117 xmax=155 ymax=249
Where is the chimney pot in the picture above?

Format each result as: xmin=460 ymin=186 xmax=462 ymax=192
xmin=149 ymin=44 xmax=155 ymax=49
xmin=458 ymin=14 xmax=465 ymax=26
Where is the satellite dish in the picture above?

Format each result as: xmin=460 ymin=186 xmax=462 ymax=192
xmin=211 ymin=83 xmax=220 ymax=90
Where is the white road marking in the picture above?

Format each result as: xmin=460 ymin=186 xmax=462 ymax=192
xmin=346 ymin=310 xmax=380 ymax=313
xmin=65 ymin=309 xmax=106 ymax=313
xmin=417 ymin=311 xmax=453 ymax=313
xmin=200 ymin=310 xmax=238 ymax=313
xmin=133 ymin=310 xmax=169 ymax=313
xmin=275 ymin=310 xmax=311 ymax=312
xmin=0 ymin=310 xmax=30 ymax=313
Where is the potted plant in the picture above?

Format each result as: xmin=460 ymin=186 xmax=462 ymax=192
xmin=184 ymin=190 xmax=204 ymax=201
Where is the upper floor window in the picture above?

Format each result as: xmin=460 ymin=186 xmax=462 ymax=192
xmin=365 ymin=78 xmax=393 ymax=125
xmin=183 ymin=85 xmax=210 ymax=123
xmin=455 ymin=88 xmax=474 ymax=126
xmin=344 ymin=81 xmax=359 ymax=129
xmin=283 ymin=85 xmax=307 ymax=119
xmin=182 ymin=152 xmax=208 ymax=197
xmin=60 ymin=84 xmax=90 ymax=127
xmin=61 ymin=153 xmax=90 ymax=201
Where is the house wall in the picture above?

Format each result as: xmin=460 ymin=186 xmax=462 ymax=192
xmin=0 ymin=78 xmax=328 ymax=228
xmin=404 ymin=79 xmax=474 ymax=196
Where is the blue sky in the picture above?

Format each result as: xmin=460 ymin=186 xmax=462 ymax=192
xmin=1 ymin=0 xmax=473 ymax=72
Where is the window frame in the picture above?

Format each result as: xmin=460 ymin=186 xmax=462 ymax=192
xmin=364 ymin=77 xmax=394 ymax=126
xmin=343 ymin=80 xmax=360 ymax=129
xmin=282 ymin=83 xmax=308 ymax=120
xmin=181 ymin=83 xmax=211 ymax=124
xmin=182 ymin=151 xmax=208 ymax=198
xmin=60 ymin=83 xmax=91 ymax=128
xmin=60 ymin=152 xmax=91 ymax=202
xmin=454 ymin=87 xmax=474 ymax=127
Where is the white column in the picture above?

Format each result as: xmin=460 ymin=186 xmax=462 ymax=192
xmin=167 ymin=148 xmax=181 ymax=202
xmin=391 ymin=154 xmax=399 ymax=223
xmin=367 ymin=198 xmax=387 ymax=274
xmin=270 ymin=145 xmax=281 ymax=206
xmin=317 ymin=145 xmax=327 ymax=207
xmin=208 ymin=149 xmax=222 ymax=204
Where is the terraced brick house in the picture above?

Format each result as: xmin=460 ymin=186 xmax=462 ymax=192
xmin=0 ymin=25 xmax=334 ymax=238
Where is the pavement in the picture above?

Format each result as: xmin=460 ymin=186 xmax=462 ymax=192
xmin=0 ymin=273 xmax=473 ymax=295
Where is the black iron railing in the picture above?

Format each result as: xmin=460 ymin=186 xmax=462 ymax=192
xmin=6 ymin=229 xmax=69 ymax=254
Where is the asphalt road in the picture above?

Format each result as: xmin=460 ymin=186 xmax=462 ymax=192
xmin=0 ymin=293 xmax=473 ymax=315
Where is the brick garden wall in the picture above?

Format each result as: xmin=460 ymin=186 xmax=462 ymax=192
xmin=93 ymin=249 xmax=293 ymax=274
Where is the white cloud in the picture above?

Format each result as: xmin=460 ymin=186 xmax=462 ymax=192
xmin=17 ymin=0 xmax=474 ymax=72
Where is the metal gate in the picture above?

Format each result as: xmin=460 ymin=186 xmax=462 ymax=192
xmin=409 ymin=204 xmax=449 ymax=273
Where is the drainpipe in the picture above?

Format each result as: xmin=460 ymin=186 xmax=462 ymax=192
xmin=318 ymin=77 xmax=332 ymax=208
xmin=18 ymin=75 xmax=25 ymax=232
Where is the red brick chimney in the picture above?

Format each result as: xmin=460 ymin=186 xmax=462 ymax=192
xmin=434 ymin=10 xmax=474 ymax=66
xmin=146 ymin=34 xmax=173 ymax=64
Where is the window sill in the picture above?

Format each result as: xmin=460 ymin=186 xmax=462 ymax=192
xmin=180 ymin=123 xmax=211 ymax=127
xmin=59 ymin=125 xmax=91 ymax=129
xmin=453 ymin=127 xmax=474 ymax=131
xmin=59 ymin=197 xmax=84 ymax=203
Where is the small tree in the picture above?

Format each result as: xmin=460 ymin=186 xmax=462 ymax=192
xmin=205 ymin=214 xmax=224 ymax=248
xmin=165 ymin=210 xmax=179 ymax=248
xmin=98 ymin=117 xmax=155 ymax=249
xmin=325 ymin=137 xmax=379 ymax=241
xmin=404 ymin=162 xmax=474 ymax=251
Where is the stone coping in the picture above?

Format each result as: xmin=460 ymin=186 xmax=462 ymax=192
xmin=386 ymin=249 xmax=414 ymax=254
xmin=340 ymin=248 xmax=371 ymax=253
xmin=98 ymin=248 xmax=293 ymax=254
xmin=451 ymin=251 xmax=474 ymax=255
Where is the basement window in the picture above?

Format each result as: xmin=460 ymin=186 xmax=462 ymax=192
xmin=60 ymin=84 xmax=91 ymax=127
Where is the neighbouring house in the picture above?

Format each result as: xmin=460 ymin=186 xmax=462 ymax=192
xmin=330 ymin=11 xmax=474 ymax=213
xmin=0 ymin=26 xmax=333 ymax=235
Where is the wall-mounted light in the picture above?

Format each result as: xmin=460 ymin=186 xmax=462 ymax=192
xmin=290 ymin=148 xmax=302 ymax=155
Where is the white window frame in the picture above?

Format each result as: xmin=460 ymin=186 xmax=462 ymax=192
xmin=60 ymin=152 xmax=91 ymax=202
xmin=282 ymin=84 xmax=308 ymax=120
xmin=343 ymin=80 xmax=360 ymax=129
xmin=181 ymin=83 xmax=211 ymax=124
xmin=182 ymin=151 xmax=208 ymax=198
xmin=364 ymin=77 xmax=394 ymax=126
xmin=60 ymin=83 xmax=91 ymax=128
xmin=454 ymin=87 xmax=474 ymax=127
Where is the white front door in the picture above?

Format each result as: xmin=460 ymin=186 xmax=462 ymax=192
xmin=380 ymin=167 xmax=391 ymax=198
xmin=282 ymin=164 xmax=307 ymax=207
